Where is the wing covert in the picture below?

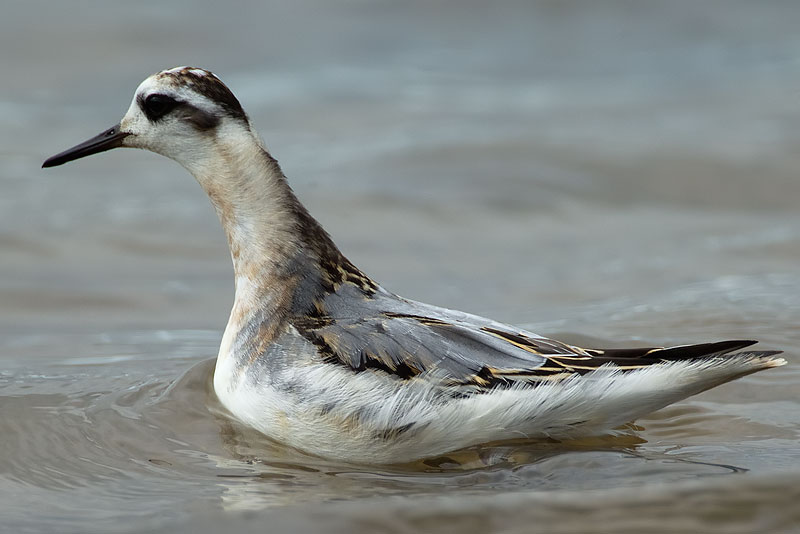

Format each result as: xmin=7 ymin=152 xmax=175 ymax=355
xmin=291 ymin=286 xmax=587 ymax=387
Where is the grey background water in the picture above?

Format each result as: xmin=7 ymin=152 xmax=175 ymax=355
xmin=2 ymin=1 xmax=800 ymax=532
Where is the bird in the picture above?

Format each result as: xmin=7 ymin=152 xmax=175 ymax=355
xmin=43 ymin=67 xmax=785 ymax=464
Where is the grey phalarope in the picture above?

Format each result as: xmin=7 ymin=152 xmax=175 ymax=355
xmin=43 ymin=67 xmax=785 ymax=464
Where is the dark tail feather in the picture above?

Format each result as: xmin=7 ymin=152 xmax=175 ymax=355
xmin=577 ymin=340 xmax=775 ymax=368
xmin=643 ymin=339 xmax=759 ymax=361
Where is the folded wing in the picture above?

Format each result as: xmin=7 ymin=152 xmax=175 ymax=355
xmin=292 ymin=286 xmax=772 ymax=389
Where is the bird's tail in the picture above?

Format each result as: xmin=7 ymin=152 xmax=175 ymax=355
xmin=539 ymin=350 xmax=786 ymax=438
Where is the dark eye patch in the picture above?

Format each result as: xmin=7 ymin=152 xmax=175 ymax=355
xmin=140 ymin=94 xmax=179 ymax=121
xmin=137 ymin=93 xmax=221 ymax=131
xmin=185 ymin=108 xmax=220 ymax=130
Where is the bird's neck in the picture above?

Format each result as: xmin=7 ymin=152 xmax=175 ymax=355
xmin=180 ymin=129 xmax=346 ymax=323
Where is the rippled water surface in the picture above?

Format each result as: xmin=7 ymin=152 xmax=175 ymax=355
xmin=2 ymin=1 xmax=800 ymax=532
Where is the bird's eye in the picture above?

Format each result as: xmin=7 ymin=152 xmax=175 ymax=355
xmin=143 ymin=94 xmax=178 ymax=119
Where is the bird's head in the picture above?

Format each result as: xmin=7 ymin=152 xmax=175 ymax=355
xmin=43 ymin=66 xmax=252 ymax=170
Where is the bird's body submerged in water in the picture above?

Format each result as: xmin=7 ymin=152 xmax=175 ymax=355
xmin=43 ymin=67 xmax=785 ymax=464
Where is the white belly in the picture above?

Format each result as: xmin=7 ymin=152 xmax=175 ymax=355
xmin=212 ymin=328 xmax=779 ymax=464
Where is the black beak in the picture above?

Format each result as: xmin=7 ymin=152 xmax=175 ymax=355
xmin=42 ymin=124 xmax=129 ymax=168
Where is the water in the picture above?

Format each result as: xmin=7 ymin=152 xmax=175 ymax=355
xmin=2 ymin=1 xmax=800 ymax=532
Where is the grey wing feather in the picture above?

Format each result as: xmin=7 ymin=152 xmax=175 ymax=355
xmin=294 ymin=285 xmax=582 ymax=385
xmin=292 ymin=284 xmax=773 ymax=388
